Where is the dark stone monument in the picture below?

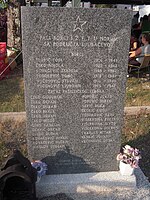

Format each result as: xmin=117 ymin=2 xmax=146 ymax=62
xmin=21 ymin=7 xmax=132 ymax=174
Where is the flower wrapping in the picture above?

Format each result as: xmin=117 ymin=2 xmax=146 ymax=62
xmin=31 ymin=160 xmax=47 ymax=178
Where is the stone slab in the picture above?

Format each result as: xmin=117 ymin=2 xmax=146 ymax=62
xmin=21 ymin=7 xmax=132 ymax=174
xmin=36 ymin=171 xmax=136 ymax=198
xmin=124 ymin=106 xmax=150 ymax=116
xmin=0 ymin=112 xmax=26 ymax=121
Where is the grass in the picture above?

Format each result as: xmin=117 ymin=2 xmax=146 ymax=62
xmin=0 ymin=114 xmax=149 ymax=181
xmin=0 ymin=119 xmax=27 ymax=165
xmin=125 ymin=78 xmax=150 ymax=106
xmin=122 ymin=113 xmax=150 ymax=143
xmin=0 ymin=75 xmax=150 ymax=112
xmin=0 ymin=77 xmax=25 ymax=112
xmin=122 ymin=114 xmax=150 ymax=181
xmin=0 ymin=67 xmax=150 ymax=181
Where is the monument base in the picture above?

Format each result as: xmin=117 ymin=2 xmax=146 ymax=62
xmin=36 ymin=171 xmax=136 ymax=198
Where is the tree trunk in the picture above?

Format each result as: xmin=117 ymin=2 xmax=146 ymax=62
xmin=7 ymin=1 xmax=22 ymax=50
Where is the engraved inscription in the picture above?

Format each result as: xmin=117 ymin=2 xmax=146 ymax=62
xmin=22 ymin=7 xmax=132 ymax=173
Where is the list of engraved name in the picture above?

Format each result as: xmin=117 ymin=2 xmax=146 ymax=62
xmin=30 ymin=35 xmax=120 ymax=151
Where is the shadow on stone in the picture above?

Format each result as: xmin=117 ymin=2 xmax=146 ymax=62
xmin=42 ymin=146 xmax=95 ymax=175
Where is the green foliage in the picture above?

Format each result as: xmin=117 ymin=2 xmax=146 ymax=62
xmin=95 ymin=4 xmax=113 ymax=8
xmin=0 ymin=0 xmax=7 ymax=8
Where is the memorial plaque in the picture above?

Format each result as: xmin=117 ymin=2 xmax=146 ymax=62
xmin=21 ymin=7 xmax=132 ymax=174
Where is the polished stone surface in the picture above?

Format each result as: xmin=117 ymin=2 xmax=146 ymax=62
xmin=21 ymin=7 xmax=132 ymax=174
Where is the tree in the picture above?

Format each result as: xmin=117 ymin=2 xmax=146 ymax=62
xmin=0 ymin=0 xmax=7 ymax=8
xmin=0 ymin=0 xmax=25 ymax=49
xmin=7 ymin=0 xmax=26 ymax=50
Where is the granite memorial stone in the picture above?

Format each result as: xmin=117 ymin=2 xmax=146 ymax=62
xmin=21 ymin=7 xmax=132 ymax=174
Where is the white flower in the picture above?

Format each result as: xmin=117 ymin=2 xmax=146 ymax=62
xmin=124 ymin=145 xmax=131 ymax=149
xmin=117 ymin=144 xmax=141 ymax=168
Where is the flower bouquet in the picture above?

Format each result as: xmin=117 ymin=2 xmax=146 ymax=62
xmin=117 ymin=145 xmax=141 ymax=175
xmin=31 ymin=160 xmax=47 ymax=182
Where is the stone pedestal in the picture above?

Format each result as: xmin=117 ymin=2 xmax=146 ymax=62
xmin=36 ymin=171 xmax=136 ymax=198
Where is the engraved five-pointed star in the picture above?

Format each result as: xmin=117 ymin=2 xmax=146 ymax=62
xmin=73 ymin=16 xmax=87 ymax=32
